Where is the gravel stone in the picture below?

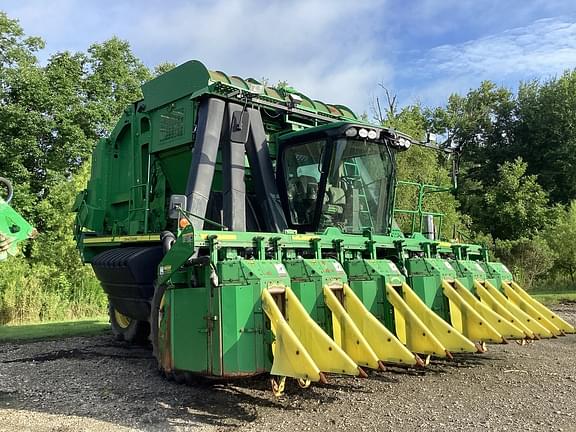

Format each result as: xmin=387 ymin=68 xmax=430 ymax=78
xmin=1 ymin=304 xmax=575 ymax=431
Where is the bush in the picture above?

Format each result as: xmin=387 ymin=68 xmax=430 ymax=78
xmin=494 ymin=236 xmax=556 ymax=289
xmin=0 ymin=256 xmax=106 ymax=324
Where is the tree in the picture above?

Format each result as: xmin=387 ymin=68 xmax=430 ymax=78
xmin=376 ymin=99 xmax=467 ymax=239
xmin=495 ymin=236 xmax=555 ymax=289
xmin=84 ymin=37 xmax=151 ymax=136
xmin=427 ymin=81 xmax=517 ymax=184
xmin=153 ymin=62 xmax=176 ymax=77
xmin=480 ymin=158 xmax=550 ymax=240
xmin=544 ymin=201 xmax=576 ymax=283
xmin=515 ymin=71 xmax=576 ymax=204
xmin=426 ymin=82 xmax=518 ymax=232
xmin=0 ymin=13 xmax=154 ymax=322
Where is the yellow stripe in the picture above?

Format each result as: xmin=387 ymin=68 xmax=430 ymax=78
xmin=438 ymin=242 xmax=452 ymax=248
xmin=292 ymin=235 xmax=319 ymax=241
xmin=83 ymin=234 xmax=161 ymax=244
xmin=199 ymin=233 xmax=238 ymax=241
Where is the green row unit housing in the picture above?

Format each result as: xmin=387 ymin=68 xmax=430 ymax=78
xmin=163 ymin=252 xmax=508 ymax=376
xmin=165 ymin=257 xmax=359 ymax=376
xmin=167 ymin=259 xmax=288 ymax=376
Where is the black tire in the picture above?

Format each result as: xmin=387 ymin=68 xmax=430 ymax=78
xmin=0 ymin=177 xmax=13 ymax=203
xmin=150 ymin=282 xmax=168 ymax=369
xmin=108 ymin=304 xmax=150 ymax=344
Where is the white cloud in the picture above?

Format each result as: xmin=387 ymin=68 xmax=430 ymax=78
xmin=428 ymin=19 xmax=576 ymax=75
xmin=122 ymin=0 xmax=390 ymax=114
xmin=405 ymin=17 xmax=576 ymax=105
xmin=10 ymin=1 xmax=574 ymax=112
xmin=5 ymin=0 xmax=391 ymax=115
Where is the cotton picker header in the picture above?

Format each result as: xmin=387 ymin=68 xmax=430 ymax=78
xmin=74 ymin=61 xmax=574 ymax=395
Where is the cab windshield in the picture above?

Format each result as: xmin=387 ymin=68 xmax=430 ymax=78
xmin=283 ymin=138 xmax=394 ymax=234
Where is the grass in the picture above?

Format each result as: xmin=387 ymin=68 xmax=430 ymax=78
xmin=532 ymin=292 xmax=576 ymax=305
xmin=0 ymin=317 xmax=110 ymax=342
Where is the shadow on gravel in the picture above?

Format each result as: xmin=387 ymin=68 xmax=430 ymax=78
xmin=0 ymin=335 xmax=512 ymax=431
xmin=1 ymin=337 xmax=303 ymax=430
xmin=1 ymin=346 xmax=151 ymax=363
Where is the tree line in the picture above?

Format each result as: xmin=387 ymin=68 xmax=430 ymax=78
xmin=388 ymin=79 xmax=576 ymax=289
xmin=0 ymin=11 xmax=574 ymax=323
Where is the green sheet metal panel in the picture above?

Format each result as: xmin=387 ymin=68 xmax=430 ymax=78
xmin=451 ymin=259 xmax=487 ymax=291
xmin=406 ymin=258 xmax=456 ymax=320
xmin=345 ymin=259 xmax=405 ymax=332
xmin=150 ymin=98 xmax=196 ymax=153
xmin=283 ymin=258 xmax=347 ymax=335
xmin=220 ymin=281 xmax=263 ymax=375
xmin=219 ymin=260 xmax=289 ymax=376
xmin=481 ymin=262 xmax=514 ymax=291
xmin=171 ymin=286 xmax=210 ymax=373
xmin=141 ymin=60 xmax=211 ymax=112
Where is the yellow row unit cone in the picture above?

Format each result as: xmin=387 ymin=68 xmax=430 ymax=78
xmin=383 ymin=283 xmax=480 ymax=358
xmin=261 ymin=287 xmax=363 ymax=383
xmin=326 ymin=284 xmax=423 ymax=367
xmin=473 ymin=281 xmax=536 ymax=339
xmin=323 ymin=285 xmax=386 ymax=370
xmin=502 ymin=281 xmax=573 ymax=335
xmin=511 ymin=282 xmax=576 ymax=333
xmin=451 ymin=280 xmax=526 ymax=340
xmin=442 ymin=280 xmax=504 ymax=344
xmin=395 ymin=283 xmax=479 ymax=355
xmin=482 ymin=281 xmax=553 ymax=338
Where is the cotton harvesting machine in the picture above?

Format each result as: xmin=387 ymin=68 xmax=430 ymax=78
xmin=74 ymin=61 xmax=575 ymax=395
xmin=0 ymin=176 xmax=34 ymax=261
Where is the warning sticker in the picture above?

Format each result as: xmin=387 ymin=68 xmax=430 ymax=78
xmin=444 ymin=261 xmax=453 ymax=271
xmin=388 ymin=262 xmax=400 ymax=273
xmin=274 ymin=263 xmax=288 ymax=276
xmin=333 ymin=262 xmax=345 ymax=273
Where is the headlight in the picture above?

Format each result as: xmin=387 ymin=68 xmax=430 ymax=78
xmin=358 ymin=128 xmax=369 ymax=138
xmin=345 ymin=127 xmax=358 ymax=137
xmin=367 ymin=129 xmax=378 ymax=140
xmin=398 ymin=137 xmax=412 ymax=149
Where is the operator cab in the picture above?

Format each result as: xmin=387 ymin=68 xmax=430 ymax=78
xmin=277 ymin=122 xmax=412 ymax=235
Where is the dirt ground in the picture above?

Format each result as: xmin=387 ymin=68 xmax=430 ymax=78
xmin=1 ymin=305 xmax=576 ymax=432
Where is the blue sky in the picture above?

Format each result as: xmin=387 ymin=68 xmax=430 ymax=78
xmin=4 ymin=0 xmax=576 ymax=116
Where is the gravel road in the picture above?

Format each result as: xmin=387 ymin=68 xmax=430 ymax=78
xmin=1 ymin=304 xmax=576 ymax=432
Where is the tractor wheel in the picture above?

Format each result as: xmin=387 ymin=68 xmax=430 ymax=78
xmin=0 ymin=177 xmax=13 ymax=203
xmin=150 ymin=282 xmax=171 ymax=373
xmin=108 ymin=304 xmax=149 ymax=344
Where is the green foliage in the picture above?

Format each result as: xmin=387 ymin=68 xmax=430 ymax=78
xmin=0 ymin=318 xmax=108 ymax=341
xmin=543 ymin=201 xmax=576 ymax=283
xmin=2 ymin=9 xmax=576 ymax=323
xmin=428 ymin=75 xmax=576 ymax=289
xmin=383 ymin=104 xmax=467 ymax=239
xmin=0 ymin=168 xmax=107 ymax=324
xmin=0 ymin=14 xmax=150 ymax=324
xmin=153 ymin=61 xmax=177 ymax=77
xmin=427 ymin=81 xmax=516 ymax=178
xmin=516 ymin=72 xmax=576 ymax=204
xmin=480 ymin=158 xmax=550 ymax=239
xmin=495 ymin=236 xmax=555 ymax=289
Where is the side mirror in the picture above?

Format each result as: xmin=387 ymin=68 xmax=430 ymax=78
xmin=169 ymin=195 xmax=187 ymax=219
